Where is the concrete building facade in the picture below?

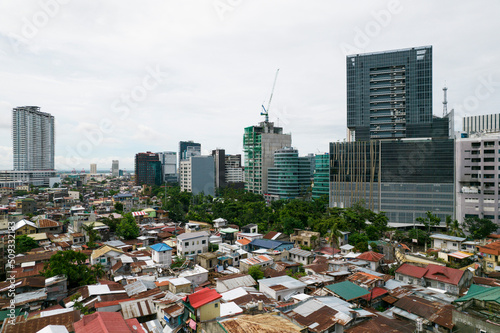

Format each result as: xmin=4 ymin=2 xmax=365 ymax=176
xmin=157 ymin=151 xmax=178 ymax=184
xmin=180 ymin=156 xmax=215 ymax=196
xmin=111 ymin=160 xmax=119 ymax=177
xmin=243 ymin=121 xmax=291 ymax=195
xmin=456 ymin=133 xmax=500 ymax=225
xmin=13 ymin=106 xmax=55 ymax=171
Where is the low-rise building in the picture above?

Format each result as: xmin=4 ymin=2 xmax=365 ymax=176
xmin=183 ymin=287 xmax=222 ymax=322
xmin=258 ymin=275 xmax=307 ymax=302
xmin=176 ymin=231 xmax=209 ymax=259
xmin=477 ymin=240 xmax=500 ymax=273
xmin=288 ymin=247 xmax=314 ymax=265
xmin=355 ymin=251 xmax=385 ymax=271
xmin=240 ymin=254 xmax=273 ymax=273
xmin=290 ymin=229 xmax=320 ymax=249
xmin=430 ymin=234 xmax=466 ymax=252
xmin=150 ymin=242 xmax=173 ymax=266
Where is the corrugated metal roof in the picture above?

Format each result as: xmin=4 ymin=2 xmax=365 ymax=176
xmin=216 ymin=275 xmax=256 ymax=293
xmin=120 ymin=298 xmax=155 ymax=319
xmin=289 ymin=247 xmax=314 ymax=257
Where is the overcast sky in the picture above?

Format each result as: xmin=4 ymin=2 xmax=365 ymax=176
xmin=1 ymin=1 xmax=499 ymax=171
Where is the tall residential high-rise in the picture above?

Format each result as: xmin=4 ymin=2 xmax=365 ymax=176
xmin=243 ymin=121 xmax=291 ymax=194
xmin=13 ymin=106 xmax=55 ymax=171
xmin=90 ymin=164 xmax=97 ymax=174
xmin=267 ymin=147 xmax=313 ymax=201
xmin=156 ymin=151 xmax=178 ymax=183
xmin=112 ymin=160 xmax=119 ymax=177
xmin=347 ymin=46 xmax=439 ymax=141
xmin=134 ymin=152 xmax=162 ymax=186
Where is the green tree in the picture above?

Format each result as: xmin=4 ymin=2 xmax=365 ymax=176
xmin=445 ymin=216 xmax=465 ymax=238
xmin=114 ymin=202 xmax=124 ymax=213
xmin=82 ymin=222 xmax=101 ymax=248
xmin=15 ymin=235 xmax=39 ymax=253
xmin=464 ymin=217 xmax=498 ymax=240
xmin=116 ymin=213 xmax=140 ymax=240
xmin=41 ymin=250 xmax=104 ymax=288
xmin=248 ymin=265 xmax=264 ymax=281
xmin=408 ymin=228 xmax=429 ymax=245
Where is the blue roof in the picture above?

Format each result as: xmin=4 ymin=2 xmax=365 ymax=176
xmin=150 ymin=243 xmax=173 ymax=252
xmin=113 ymin=193 xmax=133 ymax=198
xmin=250 ymin=238 xmax=293 ymax=250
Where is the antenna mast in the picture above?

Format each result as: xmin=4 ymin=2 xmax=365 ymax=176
xmin=261 ymin=69 xmax=280 ymax=123
xmin=442 ymin=86 xmax=448 ymax=117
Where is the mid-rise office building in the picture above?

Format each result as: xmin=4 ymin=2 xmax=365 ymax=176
xmin=225 ymin=154 xmax=244 ymax=186
xmin=456 ymin=131 xmax=500 ymax=226
xmin=111 ymin=160 xmax=119 ymax=177
xmin=157 ymin=151 xmax=178 ymax=184
xmin=267 ymin=147 xmax=313 ymax=201
xmin=135 ymin=152 xmax=162 ymax=186
xmin=179 ymin=155 xmax=215 ymax=196
xmin=243 ymin=121 xmax=291 ymax=195
xmin=13 ymin=106 xmax=55 ymax=171
xmin=312 ymin=153 xmax=330 ymax=199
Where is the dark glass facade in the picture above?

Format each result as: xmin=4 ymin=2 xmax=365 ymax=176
xmin=135 ymin=152 xmax=162 ymax=186
xmin=330 ymin=139 xmax=455 ymax=222
xmin=347 ymin=46 xmax=433 ymax=141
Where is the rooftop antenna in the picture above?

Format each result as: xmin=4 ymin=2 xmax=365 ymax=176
xmin=442 ymin=85 xmax=448 ymax=117
xmin=261 ymin=69 xmax=280 ymax=123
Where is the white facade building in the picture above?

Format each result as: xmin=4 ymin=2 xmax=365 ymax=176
xmin=13 ymin=106 xmax=54 ymax=171
xmin=176 ymin=231 xmax=210 ymax=258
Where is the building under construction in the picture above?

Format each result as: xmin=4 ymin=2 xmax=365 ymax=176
xmin=243 ymin=121 xmax=291 ymax=195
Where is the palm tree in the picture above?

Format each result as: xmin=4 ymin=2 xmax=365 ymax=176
xmin=328 ymin=219 xmax=343 ymax=248
xmin=449 ymin=219 xmax=465 ymax=238
xmin=82 ymin=222 xmax=100 ymax=248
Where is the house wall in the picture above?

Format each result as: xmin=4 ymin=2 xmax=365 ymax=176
xmin=152 ymin=250 xmax=172 ymax=266
xmin=433 ymin=238 xmax=461 ymax=251
xmin=395 ymin=273 xmax=424 ymax=287
xmin=198 ymin=300 xmax=220 ymax=322
xmin=178 ymin=235 xmax=209 ymax=257
xmin=260 ymin=284 xmax=304 ymax=301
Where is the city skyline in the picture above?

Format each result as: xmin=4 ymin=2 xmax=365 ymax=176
xmin=0 ymin=1 xmax=499 ymax=170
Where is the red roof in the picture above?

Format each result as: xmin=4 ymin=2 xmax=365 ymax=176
xmin=236 ymin=238 xmax=251 ymax=245
xmin=424 ymin=264 xmax=464 ymax=286
xmin=395 ymin=263 xmax=428 ymax=279
xmin=361 ymin=287 xmax=388 ymax=301
xmin=94 ymin=298 xmax=135 ymax=308
xmin=74 ymin=312 xmax=145 ymax=333
xmin=185 ymin=288 xmax=221 ymax=309
xmin=356 ymin=251 xmax=385 ymax=262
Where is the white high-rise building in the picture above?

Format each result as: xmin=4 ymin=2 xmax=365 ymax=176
xmin=13 ymin=106 xmax=54 ymax=171
xmin=90 ymin=163 xmax=97 ymax=174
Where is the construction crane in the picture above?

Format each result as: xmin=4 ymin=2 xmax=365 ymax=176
xmin=261 ymin=69 xmax=280 ymax=123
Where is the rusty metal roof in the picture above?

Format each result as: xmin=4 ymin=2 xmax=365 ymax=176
xmin=220 ymin=314 xmax=302 ymax=333
xmin=120 ymin=298 xmax=156 ymax=319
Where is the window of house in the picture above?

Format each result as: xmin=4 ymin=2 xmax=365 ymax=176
xmin=197 ymin=241 xmax=199 ymax=245
xmin=408 ymin=278 xmax=413 ymax=284
xmin=214 ymin=303 xmax=218 ymax=308
xmin=438 ymin=282 xmax=445 ymax=289
xmin=202 ymin=240 xmax=206 ymax=244
xmin=185 ymin=242 xmax=189 ymax=247
xmin=398 ymin=275 xmax=403 ymax=281
xmin=452 ymin=243 xmax=457 ymax=247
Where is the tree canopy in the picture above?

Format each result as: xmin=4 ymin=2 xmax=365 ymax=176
xmin=15 ymin=235 xmax=39 ymax=254
xmin=116 ymin=213 xmax=140 ymax=240
xmin=41 ymin=250 xmax=104 ymax=288
xmin=464 ymin=216 xmax=498 ymax=240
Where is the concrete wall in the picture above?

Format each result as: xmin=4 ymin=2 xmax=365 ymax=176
xmin=198 ymin=300 xmax=220 ymax=322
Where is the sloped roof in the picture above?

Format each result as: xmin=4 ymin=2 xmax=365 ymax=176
xmin=394 ymin=296 xmax=454 ymax=329
xmin=216 ymin=275 xmax=257 ymax=293
xmin=430 ymin=233 xmax=466 ymax=242
xmin=186 ymin=288 xmax=221 ymax=309
xmin=176 ymin=230 xmax=209 ymax=241
xmin=477 ymin=240 xmax=500 ymax=256
xmin=356 ymin=251 xmax=385 ymax=262
xmin=325 ymin=281 xmax=370 ymax=301
xmin=424 ymin=264 xmax=465 ymax=286
xmin=91 ymin=245 xmax=124 ymax=260
xmin=220 ymin=314 xmax=302 ymax=333
xmin=236 ymin=238 xmax=251 ymax=246
xmin=454 ymin=284 xmax=500 ymax=304
xmin=149 ymin=243 xmax=172 ymax=252
xmin=38 ymin=219 xmax=61 ymax=228
xmin=361 ymin=287 xmax=388 ymax=301
xmin=289 ymin=247 xmax=314 ymax=257
xmin=396 ymin=263 xmax=428 ymax=279
xmin=73 ymin=311 xmax=144 ymax=333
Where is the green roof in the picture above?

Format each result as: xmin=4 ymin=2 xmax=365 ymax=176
xmin=0 ymin=308 xmax=22 ymax=321
xmin=325 ymin=281 xmax=370 ymax=301
xmin=454 ymin=284 xmax=500 ymax=304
